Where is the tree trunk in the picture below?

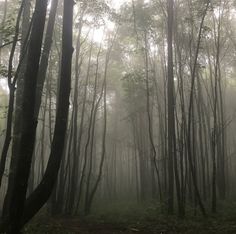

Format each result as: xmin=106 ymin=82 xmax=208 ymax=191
xmin=2 ymin=0 xmax=48 ymax=233
xmin=167 ymin=0 xmax=175 ymax=215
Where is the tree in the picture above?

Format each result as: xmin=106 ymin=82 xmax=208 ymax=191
xmin=0 ymin=0 xmax=74 ymax=232
xmin=2 ymin=0 xmax=48 ymax=232
xmin=167 ymin=0 xmax=175 ymax=215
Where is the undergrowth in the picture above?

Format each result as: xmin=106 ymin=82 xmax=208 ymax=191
xmin=24 ymin=200 xmax=236 ymax=233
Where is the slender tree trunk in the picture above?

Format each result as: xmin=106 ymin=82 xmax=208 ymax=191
xmin=66 ymin=14 xmax=84 ymax=214
xmin=75 ymin=40 xmax=94 ymax=209
xmin=84 ymin=43 xmax=103 ymax=214
xmin=34 ymin=0 xmax=59 ymax=118
xmin=144 ymin=31 xmax=162 ymax=202
xmin=0 ymin=0 xmax=26 ymax=189
xmin=186 ymin=1 xmax=210 ymax=217
xmin=84 ymin=36 xmax=116 ymax=214
xmin=167 ymin=0 xmax=175 ymax=215
xmin=0 ymin=0 xmax=8 ymax=63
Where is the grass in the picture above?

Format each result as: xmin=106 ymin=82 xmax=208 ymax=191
xmin=23 ymin=200 xmax=236 ymax=233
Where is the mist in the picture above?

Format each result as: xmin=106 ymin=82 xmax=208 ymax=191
xmin=1 ymin=0 xmax=236 ymax=233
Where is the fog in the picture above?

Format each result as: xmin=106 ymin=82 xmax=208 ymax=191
xmin=1 ymin=0 xmax=236 ymax=233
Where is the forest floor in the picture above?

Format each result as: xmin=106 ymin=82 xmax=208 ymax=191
xmin=24 ymin=201 xmax=236 ymax=234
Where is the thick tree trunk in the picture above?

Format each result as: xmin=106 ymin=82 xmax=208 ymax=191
xmin=0 ymin=0 xmax=73 ymax=232
xmin=21 ymin=0 xmax=74 ymax=226
xmin=2 ymin=0 xmax=48 ymax=233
